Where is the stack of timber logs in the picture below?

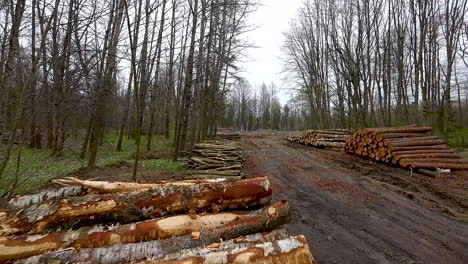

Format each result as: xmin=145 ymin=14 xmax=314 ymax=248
xmin=210 ymin=129 xmax=241 ymax=140
xmin=188 ymin=139 xmax=243 ymax=179
xmin=0 ymin=176 xmax=316 ymax=263
xmin=344 ymin=126 xmax=468 ymax=171
xmin=287 ymin=129 xmax=352 ymax=148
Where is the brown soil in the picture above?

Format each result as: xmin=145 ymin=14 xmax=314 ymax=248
xmin=241 ymin=130 xmax=468 ymax=264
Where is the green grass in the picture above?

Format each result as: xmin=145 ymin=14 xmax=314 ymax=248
xmin=142 ymin=159 xmax=185 ymax=170
xmin=0 ymin=133 xmax=174 ymax=197
xmin=448 ymin=127 xmax=468 ymax=148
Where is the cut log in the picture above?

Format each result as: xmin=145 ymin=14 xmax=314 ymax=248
xmin=140 ymin=235 xmax=315 ymax=264
xmin=367 ymin=126 xmax=432 ymax=134
xmin=392 ymin=149 xmax=455 ymax=155
xmin=52 ymin=177 xmax=233 ymax=194
xmin=0 ymin=203 xmax=286 ymax=261
xmin=396 ymin=153 xmax=461 ymax=160
xmin=388 ymin=139 xmax=445 ymax=147
xmin=405 ymin=162 xmax=468 ymax=170
xmin=389 ymin=144 xmax=450 ymax=151
xmin=8 ymin=186 xmax=85 ymax=209
xmin=17 ymin=201 xmax=291 ymax=264
xmin=375 ymin=133 xmax=429 ymax=140
xmin=143 ymin=229 xmax=291 ymax=262
xmin=400 ymin=158 xmax=468 ymax=166
xmin=386 ymin=136 xmax=439 ymax=142
xmin=416 ymin=169 xmax=439 ymax=178
xmin=0 ymin=177 xmax=272 ymax=236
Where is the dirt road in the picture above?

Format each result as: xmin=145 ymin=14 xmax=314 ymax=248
xmin=241 ymin=131 xmax=468 ymax=264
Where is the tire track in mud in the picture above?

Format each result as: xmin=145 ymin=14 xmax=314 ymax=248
xmin=241 ymin=132 xmax=468 ymax=264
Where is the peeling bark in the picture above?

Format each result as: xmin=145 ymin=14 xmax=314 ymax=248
xmin=0 ymin=177 xmax=271 ymax=236
xmin=8 ymin=186 xmax=85 ymax=208
xmin=17 ymin=201 xmax=290 ymax=264
xmin=139 ymin=235 xmax=315 ymax=264
xmin=52 ymin=177 xmax=234 ymax=194
xmin=1 ymin=203 xmax=285 ymax=261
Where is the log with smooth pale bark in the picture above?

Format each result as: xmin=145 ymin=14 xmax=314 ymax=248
xmin=18 ymin=201 xmax=291 ymax=264
xmin=0 ymin=202 xmax=287 ymax=261
xmin=0 ymin=177 xmax=272 ymax=236
xmin=139 ymin=235 xmax=315 ymax=264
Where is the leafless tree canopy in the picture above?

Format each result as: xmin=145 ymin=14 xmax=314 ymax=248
xmin=0 ymin=0 xmax=256 ymax=180
xmin=280 ymin=0 xmax=468 ymax=132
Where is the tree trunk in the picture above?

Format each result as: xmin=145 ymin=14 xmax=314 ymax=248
xmin=0 ymin=0 xmax=27 ymax=180
xmin=174 ymin=0 xmax=199 ymax=161
xmin=87 ymin=0 xmax=125 ymax=167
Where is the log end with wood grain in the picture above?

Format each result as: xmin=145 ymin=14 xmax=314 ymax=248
xmin=343 ymin=125 xmax=468 ymax=173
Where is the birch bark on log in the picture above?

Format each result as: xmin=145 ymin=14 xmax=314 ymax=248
xmin=8 ymin=186 xmax=85 ymax=208
xmin=52 ymin=177 xmax=234 ymax=194
xmin=0 ymin=202 xmax=286 ymax=261
xmin=139 ymin=235 xmax=315 ymax=264
xmin=17 ymin=201 xmax=290 ymax=264
xmin=0 ymin=177 xmax=271 ymax=236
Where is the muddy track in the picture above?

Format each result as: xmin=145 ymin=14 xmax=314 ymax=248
xmin=241 ymin=131 xmax=468 ymax=264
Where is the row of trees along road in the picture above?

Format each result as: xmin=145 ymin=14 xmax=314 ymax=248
xmin=282 ymin=0 xmax=468 ymax=134
xmin=0 ymin=0 xmax=255 ymax=181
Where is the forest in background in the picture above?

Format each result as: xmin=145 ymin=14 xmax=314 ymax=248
xmin=2 ymin=0 xmax=468 ymax=195
xmin=0 ymin=0 xmax=255 ymax=187
xmin=224 ymin=0 xmax=468 ymax=139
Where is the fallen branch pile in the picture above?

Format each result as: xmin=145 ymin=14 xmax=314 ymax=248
xmin=2 ymin=177 xmax=315 ymax=263
xmin=344 ymin=126 xmax=468 ymax=171
xmin=287 ymin=129 xmax=352 ymax=148
xmin=188 ymin=139 xmax=243 ymax=179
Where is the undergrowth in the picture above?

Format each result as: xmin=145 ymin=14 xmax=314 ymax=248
xmin=0 ymin=133 xmax=174 ymax=197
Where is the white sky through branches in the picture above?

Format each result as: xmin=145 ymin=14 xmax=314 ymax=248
xmin=241 ymin=0 xmax=303 ymax=105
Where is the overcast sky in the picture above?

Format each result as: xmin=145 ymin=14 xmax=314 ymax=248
xmin=240 ymin=0 xmax=303 ymax=104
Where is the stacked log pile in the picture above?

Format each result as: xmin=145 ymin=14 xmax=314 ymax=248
xmin=188 ymin=139 xmax=243 ymax=179
xmin=344 ymin=126 xmax=468 ymax=171
xmin=287 ymin=129 xmax=352 ymax=148
xmin=0 ymin=176 xmax=316 ymax=263
xmin=211 ymin=130 xmax=241 ymax=140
